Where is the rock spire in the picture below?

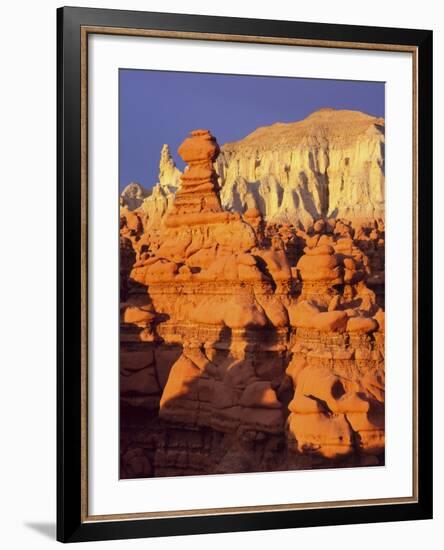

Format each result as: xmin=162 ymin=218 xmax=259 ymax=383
xmin=165 ymin=130 xmax=230 ymax=227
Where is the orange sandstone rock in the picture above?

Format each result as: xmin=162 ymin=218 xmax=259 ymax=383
xmin=165 ymin=130 xmax=223 ymax=226
xmin=240 ymin=381 xmax=281 ymax=409
xmin=120 ymin=127 xmax=386 ymax=478
xmin=288 ymin=412 xmax=354 ymax=458
xmin=288 ymin=300 xmax=320 ymax=328
xmin=311 ymin=311 xmax=348 ymax=332
xmin=346 ymin=316 xmax=378 ymax=333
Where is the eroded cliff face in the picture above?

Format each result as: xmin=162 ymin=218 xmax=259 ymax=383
xmin=216 ymin=108 xmax=385 ymax=226
xmin=122 ymin=144 xmax=181 ymax=227
xmin=119 ymin=130 xmax=385 ymax=478
xmin=121 ymin=109 xmax=385 ymax=230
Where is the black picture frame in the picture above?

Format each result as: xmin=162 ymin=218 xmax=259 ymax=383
xmin=57 ymin=5 xmax=433 ymax=543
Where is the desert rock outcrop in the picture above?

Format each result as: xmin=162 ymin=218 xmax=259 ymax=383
xmin=120 ymin=128 xmax=385 ymax=478
xmin=121 ymin=109 xmax=385 ymax=231
xmin=120 ymin=182 xmax=148 ymax=211
xmin=217 ymin=109 xmax=384 ymax=226
xmin=123 ymin=144 xmax=181 ymax=228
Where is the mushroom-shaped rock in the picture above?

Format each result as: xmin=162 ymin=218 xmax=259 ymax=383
xmin=178 ymin=129 xmax=220 ymax=165
xmin=165 ymin=130 xmax=226 ymax=227
xmin=297 ymin=246 xmax=341 ymax=283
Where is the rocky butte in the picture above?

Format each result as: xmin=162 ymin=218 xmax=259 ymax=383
xmin=119 ymin=124 xmax=385 ymax=479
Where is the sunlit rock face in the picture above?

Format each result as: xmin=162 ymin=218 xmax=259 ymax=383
xmin=119 ymin=127 xmax=385 ymax=479
xmin=127 ymin=144 xmax=181 ymax=227
xmin=120 ymin=109 xmax=385 ymax=230
xmin=216 ymin=109 xmax=385 ymax=227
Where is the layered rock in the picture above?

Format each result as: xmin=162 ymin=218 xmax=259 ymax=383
xmin=120 ymin=128 xmax=385 ymax=479
xmin=216 ymin=109 xmax=385 ymax=225
xmin=121 ymin=109 xmax=385 ymax=230
xmin=165 ymin=130 xmax=229 ymax=227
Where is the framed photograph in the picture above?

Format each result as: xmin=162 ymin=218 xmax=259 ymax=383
xmin=57 ymin=6 xmax=433 ymax=543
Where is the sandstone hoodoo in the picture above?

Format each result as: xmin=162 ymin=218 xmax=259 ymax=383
xmin=120 ymin=127 xmax=385 ymax=479
xmin=124 ymin=144 xmax=181 ymax=229
xmin=165 ymin=130 xmax=230 ymax=227
xmin=121 ymin=109 xmax=385 ymax=231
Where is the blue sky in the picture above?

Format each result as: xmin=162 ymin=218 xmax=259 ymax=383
xmin=119 ymin=69 xmax=384 ymax=191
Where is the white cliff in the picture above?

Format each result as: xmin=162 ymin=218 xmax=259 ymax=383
xmin=216 ymin=108 xmax=385 ymax=226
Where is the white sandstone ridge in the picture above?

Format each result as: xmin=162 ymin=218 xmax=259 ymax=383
xmin=216 ymin=108 xmax=385 ymax=226
xmin=121 ymin=109 xmax=385 ymax=227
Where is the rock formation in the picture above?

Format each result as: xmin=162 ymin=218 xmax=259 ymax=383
xmin=121 ymin=144 xmax=181 ymax=228
xmin=120 ymin=128 xmax=385 ymax=479
xmin=217 ymin=109 xmax=385 ymax=226
xmin=165 ymin=129 xmax=228 ymax=226
xmin=120 ymin=182 xmax=148 ymax=210
xmin=121 ymin=109 xmax=385 ymax=231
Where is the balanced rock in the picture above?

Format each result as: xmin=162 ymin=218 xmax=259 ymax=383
xmin=165 ymin=130 xmax=229 ymax=227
